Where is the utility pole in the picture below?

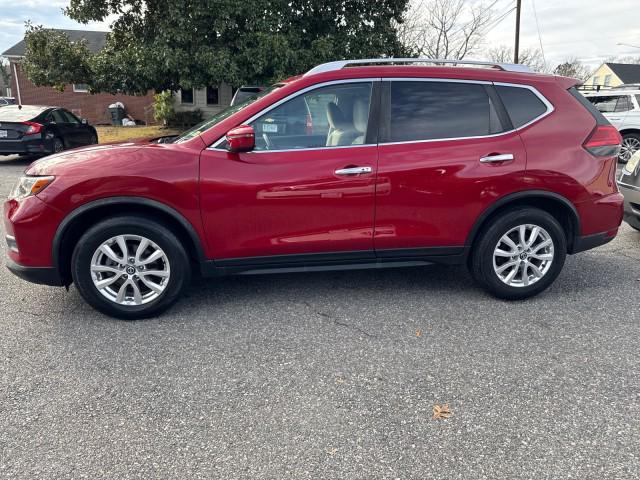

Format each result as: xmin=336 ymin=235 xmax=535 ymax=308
xmin=514 ymin=0 xmax=522 ymax=64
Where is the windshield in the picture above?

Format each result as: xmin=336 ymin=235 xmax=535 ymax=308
xmin=173 ymin=84 xmax=283 ymax=143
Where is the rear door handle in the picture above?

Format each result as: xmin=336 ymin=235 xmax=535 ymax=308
xmin=479 ymin=153 xmax=514 ymax=163
xmin=335 ymin=166 xmax=372 ymax=175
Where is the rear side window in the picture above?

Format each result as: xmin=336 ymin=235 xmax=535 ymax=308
xmin=388 ymin=81 xmax=500 ymax=142
xmin=495 ymin=86 xmax=548 ymax=128
xmin=587 ymin=95 xmax=632 ymax=113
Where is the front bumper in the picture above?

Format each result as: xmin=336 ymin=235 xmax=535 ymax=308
xmin=6 ymin=257 xmax=64 ymax=286
xmin=617 ymin=180 xmax=640 ymax=230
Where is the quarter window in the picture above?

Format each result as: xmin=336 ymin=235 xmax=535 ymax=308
xmin=388 ymin=81 xmax=500 ymax=142
xmin=249 ymin=82 xmax=372 ymax=151
xmin=495 ymin=86 xmax=548 ymax=128
xmin=588 ymin=95 xmax=632 ymax=113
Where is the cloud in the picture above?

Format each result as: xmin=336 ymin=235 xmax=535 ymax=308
xmin=484 ymin=0 xmax=640 ymax=68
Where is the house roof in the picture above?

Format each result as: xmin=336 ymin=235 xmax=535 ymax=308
xmin=2 ymin=29 xmax=108 ymax=57
xmin=606 ymin=63 xmax=640 ymax=85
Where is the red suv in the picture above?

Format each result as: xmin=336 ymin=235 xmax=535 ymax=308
xmin=3 ymin=59 xmax=624 ymax=319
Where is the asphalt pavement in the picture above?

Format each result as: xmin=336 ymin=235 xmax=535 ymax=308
xmin=1 ymin=154 xmax=639 ymax=479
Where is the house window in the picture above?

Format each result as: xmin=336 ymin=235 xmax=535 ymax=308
xmin=181 ymin=88 xmax=194 ymax=104
xmin=206 ymin=86 xmax=219 ymax=105
xmin=73 ymin=83 xmax=89 ymax=93
xmin=604 ymin=74 xmax=612 ymax=87
xmin=592 ymin=76 xmax=600 ymax=86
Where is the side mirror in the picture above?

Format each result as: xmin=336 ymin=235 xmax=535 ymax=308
xmin=81 ymin=118 xmax=88 ymax=125
xmin=226 ymin=125 xmax=255 ymax=153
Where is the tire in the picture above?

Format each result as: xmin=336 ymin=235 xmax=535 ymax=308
xmin=52 ymin=137 xmax=65 ymax=153
xmin=71 ymin=216 xmax=191 ymax=319
xmin=470 ymin=207 xmax=567 ymax=300
xmin=90 ymin=132 xmax=99 ymax=145
xmin=620 ymin=133 xmax=640 ymax=163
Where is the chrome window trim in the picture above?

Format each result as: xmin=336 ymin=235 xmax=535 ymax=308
xmin=379 ymin=80 xmax=554 ymax=147
xmin=208 ymin=78 xmax=380 ymax=151
xmin=207 ymin=78 xmax=554 ymax=152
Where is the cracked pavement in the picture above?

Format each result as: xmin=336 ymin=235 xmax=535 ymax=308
xmin=1 ymin=155 xmax=639 ymax=479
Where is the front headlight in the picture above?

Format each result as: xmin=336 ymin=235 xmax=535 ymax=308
xmin=8 ymin=175 xmax=55 ymax=200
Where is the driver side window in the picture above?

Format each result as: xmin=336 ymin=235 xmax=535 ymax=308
xmin=250 ymin=82 xmax=373 ymax=151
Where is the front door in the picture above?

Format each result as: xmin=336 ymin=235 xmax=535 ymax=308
xmin=199 ymin=80 xmax=379 ymax=262
xmin=374 ymin=79 xmax=529 ymax=254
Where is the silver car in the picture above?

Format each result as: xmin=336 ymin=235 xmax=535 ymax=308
xmin=618 ymin=150 xmax=640 ymax=230
xmin=583 ymin=89 xmax=640 ymax=162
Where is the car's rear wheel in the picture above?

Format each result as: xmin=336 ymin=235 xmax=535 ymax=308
xmin=71 ymin=216 xmax=190 ymax=319
xmin=620 ymin=133 xmax=640 ymax=163
xmin=471 ymin=208 xmax=567 ymax=300
xmin=53 ymin=137 xmax=64 ymax=153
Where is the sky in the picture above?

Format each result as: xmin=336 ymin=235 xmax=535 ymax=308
xmin=1 ymin=0 xmax=639 ymax=70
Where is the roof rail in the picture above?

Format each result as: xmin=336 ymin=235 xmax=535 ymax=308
xmin=304 ymin=58 xmax=532 ymax=76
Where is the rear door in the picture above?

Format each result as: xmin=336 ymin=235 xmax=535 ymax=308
xmin=374 ymin=79 xmax=532 ymax=255
xmin=49 ymin=109 xmax=78 ymax=147
xmin=587 ymin=94 xmax=631 ymax=129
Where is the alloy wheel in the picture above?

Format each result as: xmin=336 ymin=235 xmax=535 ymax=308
xmin=492 ymin=224 xmax=554 ymax=288
xmin=90 ymin=234 xmax=171 ymax=305
xmin=620 ymin=136 xmax=640 ymax=163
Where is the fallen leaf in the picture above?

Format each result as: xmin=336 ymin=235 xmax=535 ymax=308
xmin=433 ymin=403 xmax=452 ymax=419
xmin=335 ymin=376 xmax=345 ymax=384
xmin=326 ymin=447 xmax=337 ymax=456
xmin=416 ymin=329 xmax=422 ymax=337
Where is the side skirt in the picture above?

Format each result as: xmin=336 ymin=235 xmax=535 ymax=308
xmin=200 ymin=247 xmax=468 ymax=277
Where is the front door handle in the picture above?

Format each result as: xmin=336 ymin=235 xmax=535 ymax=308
xmin=480 ymin=153 xmax=514 ymax=163
xmin=335 ymin=166 xmax=373 ymax=176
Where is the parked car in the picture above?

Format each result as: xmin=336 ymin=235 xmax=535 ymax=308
xmin=618 ymin=150 xmax=640 ymax=230
xmin=582 ymin=89 xmax=640 ymax=162
xmin=0 ymin=105 xmax=98 ymax=156
xmin=230 ymin=86 xmax=266 ymax=106
xmin=0 ymin=97 xmax=16 ymax=107
xmin=4 ymin=58 xmax=624 ymax=319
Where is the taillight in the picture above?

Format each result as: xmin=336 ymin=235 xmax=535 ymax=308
xmin=22 ymin=121 xmax=43 ymax=135
xmin=583 ymin=125 xmax=621 ymax=157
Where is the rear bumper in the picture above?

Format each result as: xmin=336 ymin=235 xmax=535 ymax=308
xmin=572 ymin=230 xmax=617 ymax=253
xmin=0 ymin=138 xmax=52 ymax=155
xmin=5 ymin=257 xmax=63 ymax=286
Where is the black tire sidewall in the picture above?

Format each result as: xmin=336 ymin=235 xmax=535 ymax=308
xmin=53 ymin=137 xmax=64 ymax=153
xmin=71 ymin=216 xmax=190 ymax=319
xmin=472 ymin=208 xmax=567 ymax=300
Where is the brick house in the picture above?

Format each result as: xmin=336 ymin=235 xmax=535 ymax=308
xmin=2 ymin=29 xmax=234 ymax=125
xmin=2 ymin=29 xmax=155 ymax=124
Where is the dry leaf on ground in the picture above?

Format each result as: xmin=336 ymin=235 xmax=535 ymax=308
xmin=433 ymin=404 xmax=453 ymax=419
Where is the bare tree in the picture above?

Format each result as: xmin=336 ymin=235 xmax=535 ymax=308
xmin=397 ymin=0 xmax=498 ymax=60
xmin=487 ymin=45 xmax=549 ymax=73
xmin=553 ymin=57 xmax=591 ymax=80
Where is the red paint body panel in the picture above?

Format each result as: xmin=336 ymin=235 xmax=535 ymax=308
xmin=199 ymin=146 xmax=377 ymax=259
xmin=375 ymin=132 xmax=527 ymax=249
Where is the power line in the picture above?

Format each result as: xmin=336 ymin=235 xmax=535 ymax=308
xmin=531 ymin=0 xmax=546 ymax=67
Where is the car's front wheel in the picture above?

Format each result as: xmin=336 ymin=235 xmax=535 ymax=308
xmin=471 ymin=207 xmax=567 ymax=300
xmin=71 ymin=216 xmax=190 ymax=319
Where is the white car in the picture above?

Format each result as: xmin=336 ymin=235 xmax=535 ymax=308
xmin=583 ymin=88 xmax=640 ymax=162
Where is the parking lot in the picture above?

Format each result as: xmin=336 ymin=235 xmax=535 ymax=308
xmin=1 ymin=154 xmax=639 ymax=479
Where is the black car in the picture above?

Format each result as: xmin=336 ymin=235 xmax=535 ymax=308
xmin=0 ymin=105 xmax=98 ymax=156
